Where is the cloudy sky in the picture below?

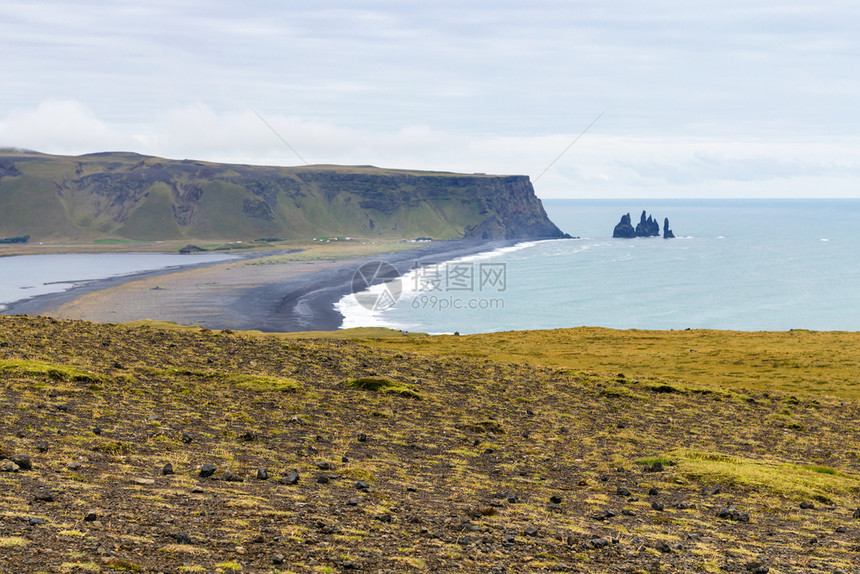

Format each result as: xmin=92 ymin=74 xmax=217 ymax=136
xmin=3 ymin=1 xmax=860 ymax=198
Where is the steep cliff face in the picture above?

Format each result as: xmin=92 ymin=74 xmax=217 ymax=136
xmin=0 ymin=151 xmax=567 ymax=242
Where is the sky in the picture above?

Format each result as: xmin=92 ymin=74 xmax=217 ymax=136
xmin=3 ymin=1 xmax=860 ymax=198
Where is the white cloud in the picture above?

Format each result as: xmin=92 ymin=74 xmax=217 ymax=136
xmin=0 ymin=100 xmax=137 ymax=154
xmin=5 ymin=100 xmax=860 ymax=198
xmin=4 ymin=2 xmax=860 ymax=197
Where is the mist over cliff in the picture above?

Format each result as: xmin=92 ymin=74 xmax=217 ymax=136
xmin=0 ymin=151 xmax=566 ymax=243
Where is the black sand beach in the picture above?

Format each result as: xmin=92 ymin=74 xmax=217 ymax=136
xmin=3 ymin=239 xmax=523 ymax=332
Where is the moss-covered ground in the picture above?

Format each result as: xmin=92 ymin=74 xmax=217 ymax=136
xmin=1 ymin=316 xmax=859 ymax=573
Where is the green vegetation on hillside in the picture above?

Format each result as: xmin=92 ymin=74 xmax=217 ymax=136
xmin=367 ymin=327 xmax=860 ymax=400
xmin=0 ymin=150 xmax=565 ymax=243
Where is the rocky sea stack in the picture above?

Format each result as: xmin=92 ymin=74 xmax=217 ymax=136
xmin=613 ymin=210 xmax=675 ymax=239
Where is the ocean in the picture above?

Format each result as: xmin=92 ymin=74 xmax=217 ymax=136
xmin=337 ymin=199 xmax=860 ymax=333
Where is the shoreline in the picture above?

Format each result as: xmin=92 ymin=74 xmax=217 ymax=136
xmin=3 ymin=239 xmax=526 ymax=332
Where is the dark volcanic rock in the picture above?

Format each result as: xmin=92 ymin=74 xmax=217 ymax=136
xmin=613 ymin=213 xmax=636 ymax=238
xmin=280 ymin=469 xmax=299 ymax=485
xmin=614 ymin=210 xmax=673 ymax=238
xmin=33 ymin=490 xmax=54 ymax=502
xmin=162 ymin=463 xmax=174 ymax=475
xmin=663 ymin=217 xmax=675 ymax=238
xmin=718 ymin=506 xmax=750 ymax=522
xmin=11 ymin=454 xmax=32 ymax=471
xmin=635 ymin=210 xmax=660 ymax=237
xmin=199 ymin=464 xmax=216 ymax=478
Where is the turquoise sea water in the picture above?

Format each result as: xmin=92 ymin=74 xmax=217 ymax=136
xmin=337 ymin=199 xmax=860 ymax=333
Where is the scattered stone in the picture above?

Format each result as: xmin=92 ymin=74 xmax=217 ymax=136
xmin=646 ymin=461 xmax=664 ymax=473
xmin=84 ymin=511 xmax=98 ymax=522
xmin=852 ymin=507 xmax=860 ymax=519
xmin=745 ymin=560 xmax=770 ymax=573
xmin=181 ymin=432 xmax=193 ymax=444
xmin=406 ymin=486 xmax=417 ymax=492
xmin=222 ymin=471 xmax=244 ymax=483
xmin=589 ymin=537 xmax=610 ymax=549
xmin=616 ymin=486 xmax=631 ymax=497
xmin=524 ymin=526 xmax=539 ymax=537
xmin=171 ymin=533 xmax=193 ymax=545
xmin=651 ymin=502 xmax=665 ymax=511
xmin=256 ymin=468 xmax=269 ymax=480
xmin=316 ymin=461 xmax=331 ymax=471
xmin=800 ymin=501 xmax=815 ymax=509
xmin=133 ymin=477 xmax=155 ymax=486
xmin=68 ymin=461 xmax=82 ymax=471
xmin=272 ymin=554 xmax=285 ymax=565
xmin=347 ymin=499 xmax=361 ymax=506
xmin=199 ymin=464 xmax=216 ymax=478
xmin=718 ymin=506 xmax=750 ymax=522
xmin=161 ymin=463 xmax=174 ymax=475
xmin=278 ymin=470 xmax=300 ymax=485
xmin=357 ymin=433 xmax=368 ymax=442
xmin=592 ymin=510 xmax=616 ymax=521
xmin=190 ymin=487 xmax=205 ymax=494
xmin=11 ymin=454 xmax=32 ymax=471
xmin=507 ymin=495 xmax=520 ymax=504
xmin=836 ymin=526 xmax=847 ymax=533
xmin=33 ymin=490 xmax=54 ymax=502
xmin=1 ymin=461 xmax=19 ymax=473
xmin=655 ymin=540 xmax=672 ymax=553
xmin=28 ymin=517 xmax=45 ymax=525
xmin=550 ymin=495 xmax=562 ymax=504
xmin=93 ymin=427 xmax=102 ymax=436
xmin=356 ymin=481 xmax=370 ymax=491
xmin=705 ymin=484 xmax=722 ymax=495
xmin=317 ymin=475 xmax=330 ymax=484
xmin=341 ymin=455 xmax=350 ymax=463
xmin=35 ymin=441 xmax=48 ymax=453
xmin=622 ymin=509 xmax=636 ymax=516
xmin=55 ymin=405 xmax=68 ymax=412
xmin=648 ymin=488 xmax=659 ymax=496
xmin=239 ymin=431 xmax=257 ymax=442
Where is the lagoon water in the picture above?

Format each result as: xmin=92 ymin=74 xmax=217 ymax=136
xmin=0 ymin=252 xmax=236 ymax=310
xmin=338 ymin=199 xmax=860 ymax=333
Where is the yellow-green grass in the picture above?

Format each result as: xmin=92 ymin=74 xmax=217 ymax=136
xmin=0 ymin=359 xmax=106 ymax=383
xmin=669 ymin=449 xmax=860 ymax=505
xmin=364 ymin=327 xmax=860 ymax=399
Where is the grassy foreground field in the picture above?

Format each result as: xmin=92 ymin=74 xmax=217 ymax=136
xmin=1 ymin=316 xmax=859 ymax=573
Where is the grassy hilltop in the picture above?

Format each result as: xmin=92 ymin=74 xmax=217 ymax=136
xmin=1 ymin=316 xmax=859 ymax=573
xmin=0 ymin=150 xmax=565 ymax=243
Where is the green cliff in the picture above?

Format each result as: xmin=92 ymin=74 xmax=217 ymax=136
xmin=0 ymin=150 xmax=566 ymax=242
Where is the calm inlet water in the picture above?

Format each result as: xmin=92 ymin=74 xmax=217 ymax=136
xmin=0 ymin=252 xmax=236 ymax=310
xmin=337 ymin=199 xmax=860 ymax=333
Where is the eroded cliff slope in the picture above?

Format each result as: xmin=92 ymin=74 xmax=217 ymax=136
xmin=0 ymin=151 xmax=566 ymax=242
